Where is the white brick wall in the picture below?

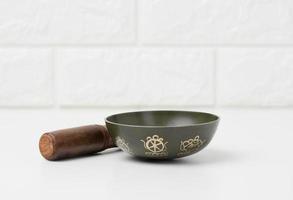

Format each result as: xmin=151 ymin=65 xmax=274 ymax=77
xmin=56 ymin=48 xmax=214 ymax=106
xmin=0 ymin=0 xmax=135 ymax=44
xmin=140 ymin=0 xmax=293 ymax=44
xmin=218 ymin=48 xmax=293 ymax=106
xmin=0 ymin=48 xmax=53 ymax=106
xmin=0 ymin=0 xmax=292 ymax=108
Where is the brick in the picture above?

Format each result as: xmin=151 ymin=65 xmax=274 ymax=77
xmin=56 ymin=48 xmax=214 ymax=106
xmin=218 ymin=48 xmax=293 ymax=106
xmin=140 ymin=0 xmax=293 ymax=44
xmin=0 ymin=0 xmax=135 ymax=44
xmin=0 ymin=48 xmax=53 ymax=106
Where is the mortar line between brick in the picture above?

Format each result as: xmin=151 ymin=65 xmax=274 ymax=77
xmin=1 ymin=44 xmax=293 ymax=48
xmin=51 ymin=48 xmax=59 ymax=110
xmin=1 ymin=105 xmax=293 ymax=110
xmin=134 ymin=0 xmax=139 ymax=46
xmin=133 ymin=44 xmax=293 ymax=48
xmin=214 ymin=49 xmax=218 ymax=108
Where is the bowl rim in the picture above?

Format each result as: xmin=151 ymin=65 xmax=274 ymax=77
xmin=105 ymin=110 xmax=220 ymax=128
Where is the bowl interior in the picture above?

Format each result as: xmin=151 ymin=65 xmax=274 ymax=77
xmin=106 ymin=110 xmax=219 ymax=127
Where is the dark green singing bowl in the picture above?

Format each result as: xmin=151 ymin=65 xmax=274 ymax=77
xmin=106 ymin=110 xmax=219 ymax=160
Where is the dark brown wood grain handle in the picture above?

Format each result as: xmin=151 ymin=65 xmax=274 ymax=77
xmin=39 ymin=125 xmax=115 ymax=161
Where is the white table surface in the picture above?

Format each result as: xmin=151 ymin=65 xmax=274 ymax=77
xmin=0 ymin=108 xmax=292 ymax=200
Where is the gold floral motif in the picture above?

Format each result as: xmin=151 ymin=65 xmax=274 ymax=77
xmin=177 ymin=135 xmax=205 ymax=156
xmin=116 ymin=136 xmax=133 ymax=154
xmin=141 ymin=135 xmax=168 ymax=157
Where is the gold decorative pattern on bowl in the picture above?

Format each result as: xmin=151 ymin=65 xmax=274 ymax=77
xmin=177 ymin=135 xmax=205 ymax=156
xmin=116 ymin=136 xmax=133 ymax=155
xmin=141 ymin=135 xmax=168 ymax=157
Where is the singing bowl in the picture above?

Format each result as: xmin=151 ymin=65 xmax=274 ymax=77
xmin=106 ymin=110 xmax=219 ymax=159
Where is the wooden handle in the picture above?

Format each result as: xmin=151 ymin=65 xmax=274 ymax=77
xmin=39 ymin=125 xmax=115 ymax=161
